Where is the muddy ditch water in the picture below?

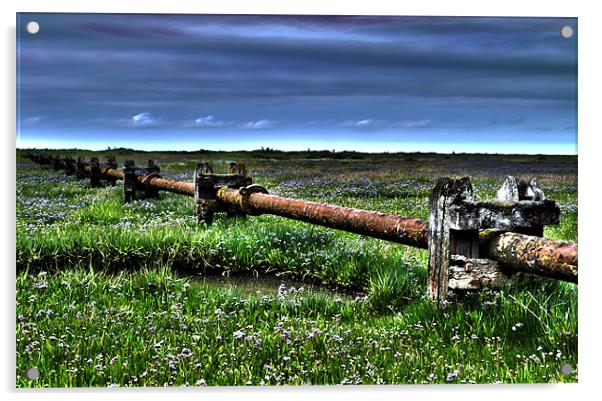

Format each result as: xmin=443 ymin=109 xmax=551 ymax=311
xmin=185 ymin=271 xmax=367 ymax=300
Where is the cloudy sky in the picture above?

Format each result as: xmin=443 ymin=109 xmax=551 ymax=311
xmin=17 ymin=14 xmax=577 ymax=154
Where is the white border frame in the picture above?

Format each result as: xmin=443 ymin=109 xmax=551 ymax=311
xmin=2 ymin=1 xmax=599 ymax=400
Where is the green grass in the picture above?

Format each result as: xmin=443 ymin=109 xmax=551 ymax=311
xmin=17 ymin=268 xmax=577 ymax=387
xmin=15 ymin=151 xmax=578 ymax=386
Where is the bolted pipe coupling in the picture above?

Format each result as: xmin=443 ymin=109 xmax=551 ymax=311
xmin=238 ymin=185 xmax=268 ymax=215
xmin=141 ymin=172 xmax=162 ymax=186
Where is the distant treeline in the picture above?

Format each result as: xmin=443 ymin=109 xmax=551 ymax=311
xmin=16 ymin=147 xmax=577 ymax=161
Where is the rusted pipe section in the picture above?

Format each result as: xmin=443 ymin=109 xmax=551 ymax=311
xmin=217 ymin=186 xmax=578 ymax=283
xmin=100 ymin=167 xmax=123 ymax=180
xmin=217 ymin=186 xmax=430 ymax=248
xmin=140 ymin=176 xmax=194 ymax=196
xmin=122 ymin=174 xmax=582 ymax=283
xmin=482 ymin=231 xmax=578 ymax=283
xmin=82 ymin=165 xmax=123 ymax=179
xmin=83 ymin=165 xmax=194 ymax=196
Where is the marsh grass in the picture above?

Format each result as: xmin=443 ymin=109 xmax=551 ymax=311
xmin=16 ymin=267 xmax=577 ymax=387
xmin=15 ymin=151 xmax=578 ymax=386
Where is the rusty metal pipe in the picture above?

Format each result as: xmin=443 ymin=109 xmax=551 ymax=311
xmin=100 ymin=167 xmax=123 ymax=180
xmin=218 ymin=186 xmax=430 ymax=248
xmin=217 ymin=186 xmax=578 ymax=283
xmin=83 ymin=165 xmax=124 ymax=180
xmin=139 ymin=176 xmax=194 ymax=196
xmin=483 ymin=232 xmax=578 ymax=283
xmin=103 ymin=166 xmax=194 ymax=196
xmin=84 ymin=165 xmax=195 ymax=196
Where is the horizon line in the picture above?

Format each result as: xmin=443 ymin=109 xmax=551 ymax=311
xmin=16 ymin=147 xmax=578 ymax=157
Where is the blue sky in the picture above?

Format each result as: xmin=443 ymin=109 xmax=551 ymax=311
xmin=16 ymin=14 xmax=577 ymax=154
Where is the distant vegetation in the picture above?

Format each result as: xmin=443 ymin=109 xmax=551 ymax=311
xmin=18 ymin=147 xmax=577 ymax=161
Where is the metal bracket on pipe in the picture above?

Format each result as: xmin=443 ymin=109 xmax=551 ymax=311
xmin=88 ymin=156 xmax=119 ymax=188
xmin=194 ymin=161 xmax=252 ymax=225
xmin=123 ymin=159 xmax=161 ymax=202
xmin=123 ymin=160 xmax=137 ymax=202
xmin=143 ymin=160 xmax=161 ymax=199
xmin=238 ymin=185 xmax=269 ymax=215
xmin=102 ymin=157 xmax=118 ymax=186
xmin=141 ymin=172 xmax=162 ymax=198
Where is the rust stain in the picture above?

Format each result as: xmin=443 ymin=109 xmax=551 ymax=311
xmin=141 ymin=176 xmax=194 ymax=196
xmin=217 ymin=187 xmax=429 ymax=248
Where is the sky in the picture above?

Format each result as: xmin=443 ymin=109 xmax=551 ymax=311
xmin=16 ymin=14 xmax=577 ymax=154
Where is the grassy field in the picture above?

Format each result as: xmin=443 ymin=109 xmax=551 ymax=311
xmin=15 ymin=149 xmax=578 ymax=386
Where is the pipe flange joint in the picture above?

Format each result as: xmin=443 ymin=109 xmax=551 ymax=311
xmin=239 ymin=185 xmax=268 ymax=215
xmin=141 ymin=172 xmax=162 ymax=186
